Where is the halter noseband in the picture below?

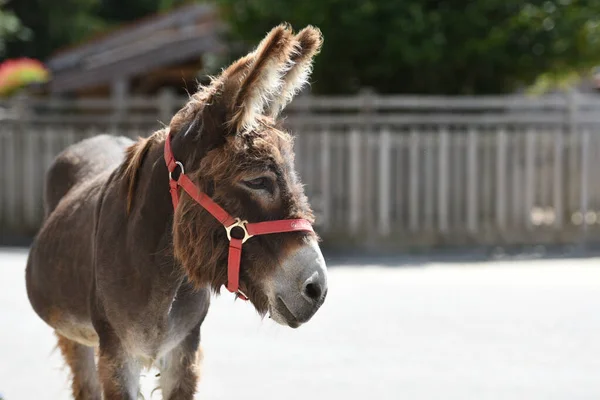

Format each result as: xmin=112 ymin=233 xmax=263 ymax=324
xmin=164 ymin=129 xmax=314 ymax=300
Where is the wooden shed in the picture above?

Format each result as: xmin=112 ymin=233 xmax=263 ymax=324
xmin=45 ymin=3 xmax=225 ymax=100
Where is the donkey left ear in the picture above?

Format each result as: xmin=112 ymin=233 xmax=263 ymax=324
xmin=228 ymin=24 xmax=295 ymax=132
xmin=267 ymin=26 xmax=323 ymax=118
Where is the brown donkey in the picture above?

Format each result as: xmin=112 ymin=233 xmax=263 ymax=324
xmin=26 ymin=25 xmax=328 ymax=399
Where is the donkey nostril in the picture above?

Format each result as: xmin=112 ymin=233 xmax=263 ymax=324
xmin=303 ymin=282 xmax=322 ymax=302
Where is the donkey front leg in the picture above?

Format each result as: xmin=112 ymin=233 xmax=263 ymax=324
xmin=96 ymin=328 xmax=142 ymax=400
xmin=158 ymin=324 xmax=202 ymax=400
xmin=56 ymin=333 xmax=101 ymax=400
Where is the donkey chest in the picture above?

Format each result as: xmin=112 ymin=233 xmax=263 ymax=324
xmin=120 ymin=286 xmax=210 ymax=360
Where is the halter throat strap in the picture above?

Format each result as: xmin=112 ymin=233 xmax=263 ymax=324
xmin=164 ymin=129 xmax=314 ymax=300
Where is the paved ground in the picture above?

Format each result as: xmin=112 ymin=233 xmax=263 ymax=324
xmin=1 ymin=248 xmax=599 ymax=400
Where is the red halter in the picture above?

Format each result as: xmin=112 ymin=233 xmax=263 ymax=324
xmin=164 ymin=129 xmax=314 ymax=300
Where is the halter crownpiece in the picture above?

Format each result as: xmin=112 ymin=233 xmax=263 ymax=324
xmin=164 ymin=129 xmax=314 ymax=300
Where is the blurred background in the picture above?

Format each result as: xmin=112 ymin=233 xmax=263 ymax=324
xmin=1 ymin=1 xmax=600 ymax=399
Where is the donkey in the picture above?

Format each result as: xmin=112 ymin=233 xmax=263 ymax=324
xmin=25 ymin=24 xmax=328 ymax=399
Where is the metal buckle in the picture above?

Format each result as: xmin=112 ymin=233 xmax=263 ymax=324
xmin=225 ymin=218 xmax=254 ymax=243
xmin=168 ymin=161 xmax=185 ymax=181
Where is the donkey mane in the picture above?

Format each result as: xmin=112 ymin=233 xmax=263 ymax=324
xmin=121 ymin=130 xmax=167 ymax=213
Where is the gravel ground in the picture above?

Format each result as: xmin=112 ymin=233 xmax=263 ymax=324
xmin=1 ymin=248 xmax=599 ymax=400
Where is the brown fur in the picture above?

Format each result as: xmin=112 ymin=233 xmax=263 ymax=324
xmin=115 ymin=27 xmax=320 ymax=311
xmin=122 ymin=131 xmax=166 ymax=213
xmin=27 ymin=24 xmax=325 ymax=400
xmin=97 ymin=354 xmax=124 ymax=399
xmin=270 ymin=26 xmax=323 ymax=117
xmin=230 ymin=24 xmax=295 ymax=131
xmin=170 ymin=115 xmax=314 ymax=314
xmin=56 ymin=333 xmax=101 ymax=400
xmin=220 ymin=54 xmax=255 ymax=81
xmin=160 ymin=348 xmax=202 ymax=399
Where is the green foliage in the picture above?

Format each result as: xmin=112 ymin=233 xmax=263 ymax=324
xmin=216 ymin=0 xmax=600 ymax=94
xmin=5 ymin=0 xmax=105 ymax=60
xmin=4 ymin=0 xmax=188 ymax=61
xmin=526 ymin=70 xmax=586 ymax=95
xmin=6 ymin=0 xmax=600 ymax=94
xmin=0 ymin=0 xmax=31 ymax=57
xmin=97 ymin=0 xmax=188 ymax=26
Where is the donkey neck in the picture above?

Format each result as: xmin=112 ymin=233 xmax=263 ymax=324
xmin=121 ymin=138 xmax=209 ymax=326
xmin=130 ymin=141 xmax=175 ymax=255
xmin=127 ymin=133 xmax=203 ymax=275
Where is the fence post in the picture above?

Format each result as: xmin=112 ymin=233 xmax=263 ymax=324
xmin=496 ymin=128 xmax=507 ymax=230
xmin=438 ymin=128 xmax=449 ymax=233
xmin=424 ymin=134 xmax=434 ymax=229
xmin=409 ymin=129 xmax=419 ymax=232
xmin=359 ymin=87 xmax=376 ymax=122
xmin=359 ymin=88 xmax=375 ymax=233
xmin=9 ymin=93 xmax=31 ymax=232
xmin=12 ymin=92 xmax=31 ymax=122
xmin=110 ymin=78 xmax=128 ymax=133
xmin=467 ymin=128 xmax=478 ymax=234
xmin=158 ymin=88 xmax=176 ymax=126
xmin=553 ymin=129 xmax=563 ymax=230
xmin=22 ymin=129 xmax=37 ymax=229
xmin=567 ymin=89 xmax=579 ymax=136
xmin=525 ymin=129 xmax=536 ymax=230
xmin=581 ymin=129 xmax=590 ymax=247
xmin=567 ymin=90 xmax=579 ymax=231
xmin=3 ymin=127 xmax=16 ymax=231
xmin=320 ymin=130 xmax=331 ymax=231
xmin=349 ymin=130 xmax=361 ymax=234
xmin=378 ymin=129 xmax=391 ymax=236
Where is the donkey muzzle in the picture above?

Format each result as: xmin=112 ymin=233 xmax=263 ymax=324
xmin=268 ymin=238 xmax=328 ymax=328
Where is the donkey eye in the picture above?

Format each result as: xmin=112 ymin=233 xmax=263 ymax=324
xmin=242 ymin=177 xmax=271 ymax=191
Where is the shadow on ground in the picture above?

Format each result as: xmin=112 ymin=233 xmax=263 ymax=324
xmin=5 ymin=234 xmax=600 ymax=269
xmin=322 ymin=242 xmax=600 ymax=268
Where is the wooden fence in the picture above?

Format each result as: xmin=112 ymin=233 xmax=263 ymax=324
xmin=2 ymin=91 xmax=600 ymax=249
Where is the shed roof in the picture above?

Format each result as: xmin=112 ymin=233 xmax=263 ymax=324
xmin=47 ymin=3 xmax=225 ymax=93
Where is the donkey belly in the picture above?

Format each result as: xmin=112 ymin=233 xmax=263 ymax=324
xmin=26 ymin=135 xmax=131 ymax=346
xmin=27 ymin=180 xmax=105 ymax=345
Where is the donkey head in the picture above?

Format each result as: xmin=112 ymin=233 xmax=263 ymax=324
xmin=168 ymin=25 xmax=327 ymax=328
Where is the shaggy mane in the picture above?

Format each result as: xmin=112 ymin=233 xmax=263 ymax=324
xmin=120 ymin=130 xmax=167 ymax=213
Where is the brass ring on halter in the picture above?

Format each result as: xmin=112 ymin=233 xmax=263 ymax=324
xmin=225 ymin=218 xmax=254 ymax=243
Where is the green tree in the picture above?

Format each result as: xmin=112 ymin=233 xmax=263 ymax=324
xmin=0 ymin=0 xmax=30 ymax=57
xmin=5 ymin=0 xmax=105 ymax=60
xmin=97 ymin=0 xmax=187 ymax=26
xmin=4 ymin=0 xmax=188 ymax=61
xmin=216 ymin=0 xmax=600 ymax=94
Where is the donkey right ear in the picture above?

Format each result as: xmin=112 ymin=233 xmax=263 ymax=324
xmin=226 ymin=24 xmax=295 ymax=133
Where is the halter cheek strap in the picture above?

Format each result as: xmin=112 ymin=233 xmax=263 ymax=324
xmin=164 ymin=129 xmax=314 ymax=300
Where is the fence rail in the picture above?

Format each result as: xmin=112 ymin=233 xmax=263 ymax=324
xmin=2 ymin=91 xmax=600 ymax=249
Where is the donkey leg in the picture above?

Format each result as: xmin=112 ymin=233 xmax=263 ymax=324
xmin=158 ymin=325 xmax=202 ymax=400
xmin=55 ymin=333 xmax=101 ymax=400
xmin=97 ymin=330 xmax=141 ymax=400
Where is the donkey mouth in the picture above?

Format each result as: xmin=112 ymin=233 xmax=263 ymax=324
xmin=270 ymin=296 xmax=301 ymax=328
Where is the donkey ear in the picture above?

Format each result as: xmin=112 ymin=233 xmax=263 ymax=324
xmin=267 ymin=26 xmax=323 ymax=118
xmin=228 ymin=24 xmax=295 ymax=132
